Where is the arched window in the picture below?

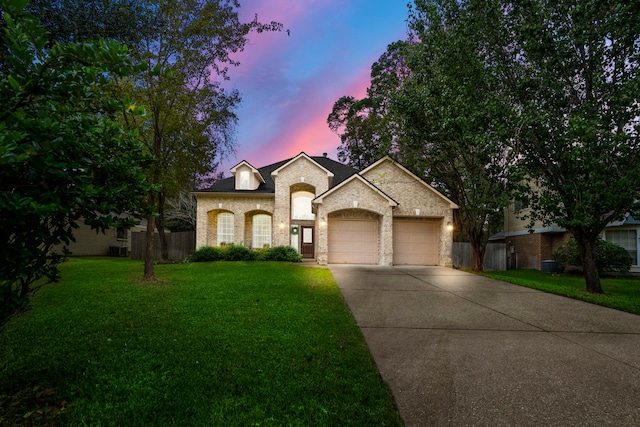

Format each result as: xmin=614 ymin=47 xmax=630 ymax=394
xmin=291 ymin=191 xmax=315 ymax=220
xmin=253 ymin=214 xmax=272 ymax=248
xmin=217 ymin=213 xmax=234 ymax=245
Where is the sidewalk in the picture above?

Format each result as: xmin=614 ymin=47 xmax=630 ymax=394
xmin=330 ymin=265 xmax=640 ymax=426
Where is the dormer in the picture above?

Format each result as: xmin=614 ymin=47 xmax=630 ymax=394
xmin=230 ymin=161 xmax=265 ymax=191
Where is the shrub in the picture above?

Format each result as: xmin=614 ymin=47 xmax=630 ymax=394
xmin=553 ymin=238 xmax=632 ymax=273
xmin=189 ymin=246 xmax=223 ymax=262
xmin=259 ymin=245 xmax=303 ymax=262
xmin=190 ymin=244 xmax=302 ymax=263
xmin=221 ymin=244 xmax=256 ymax=261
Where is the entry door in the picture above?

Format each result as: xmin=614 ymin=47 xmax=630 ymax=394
xmin=300 ymin=226 xmax=315 ymax=259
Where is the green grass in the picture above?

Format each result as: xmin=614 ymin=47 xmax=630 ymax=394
xmin=0 ymin=258 xmax=402 ymax=426
xmin=484 ymin=269 xmax=640 ymax=315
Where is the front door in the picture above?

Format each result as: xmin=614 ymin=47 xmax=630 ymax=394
xmin=300 ymin=226 xmax=315 ymax=259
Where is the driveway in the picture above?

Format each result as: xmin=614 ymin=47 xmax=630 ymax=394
xmin=329 ymin=265 xmax=640 ymax=426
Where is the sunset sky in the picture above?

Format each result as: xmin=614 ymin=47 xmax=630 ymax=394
xmin=218 ymin=0 xmax=412 ymax=173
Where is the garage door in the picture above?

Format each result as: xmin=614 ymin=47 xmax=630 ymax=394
xmin=328 ymin=219 xmax=378 ymax=264
xmin=393 ymin=220 xmax=439 ymax=265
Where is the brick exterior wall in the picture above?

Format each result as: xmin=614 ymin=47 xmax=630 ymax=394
xmin=195 ymin=194 xmax=275 ymax=248
xmin=315 ymin=178 xmax=395 ymax=265
xmin=195 ymin=155 xmax=456 ymax=267
xmin=271 ymin=156 xmax=331 ymax=247
xmin=361 ymin=159 xmax=455 ymax=267
xmin=507 ymin=232 xmax=570 ymax=269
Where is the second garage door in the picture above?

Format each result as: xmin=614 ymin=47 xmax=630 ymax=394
xmin=393 ymin=220 xmax=439 ymax=265
xmin=328 ymin=219 xmax=378 ymax=264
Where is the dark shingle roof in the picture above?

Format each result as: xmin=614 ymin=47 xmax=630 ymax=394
xmin=200 ymin=155 xmax=358 ymax=194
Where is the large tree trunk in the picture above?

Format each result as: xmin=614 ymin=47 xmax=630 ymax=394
xmin=470 ymin=238 xmax=486 ymax=272
xmin=143 ymin=191 xmax=157 ymax=281
xmin=575 ymin=234 xmax=603 ymax=294
xmin=156 ymin=190 xmax=169 ymax=261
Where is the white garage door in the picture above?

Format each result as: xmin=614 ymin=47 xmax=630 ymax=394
xmin=328 ymin=219 xmax=378 ymax=264
xmin=393 ymin=220 xmax=439 ymax=265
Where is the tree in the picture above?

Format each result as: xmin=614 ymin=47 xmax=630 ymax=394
xmin=328 ymin=41 xmax=409 ymax=169
xmin=25 ymin=0 xmax=283 ymax=277
xmin=487 ymin=0 xmax=640 ymax=293
xmin=328 ymin=2 xmax=520 ymax=271
xmin=0 ymin=0 xmax=152 ymax=324
xmin=392 ymin=0 xmax=521 ymax=271
xmin=130 ymin=0 xmax=282 ymax=279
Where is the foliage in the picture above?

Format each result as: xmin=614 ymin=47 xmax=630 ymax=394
xmin=256 ymin=245 xmax=304 ymax=262
xmin=0 ymin=258 xmax=402 ymax=426
xmin=25 ymin=0 xmax=157 ymax=50
xmin=187 ymin=245 xmax=224 ymax=262
xmin=328 ymin=1 xmax=522 ymax=271
xmin=482 ymin=0 xmax=640 ymax=293
xmin=0 ymin=0 xmax=152 ymax=325
xmin=189 ymin=245 xmax=302 ymax=263
xmin=484 ymin=269 xmax=640 ymax=315
xmin=327 ymin=41 xmax=409 ymax=170
xmin=553 ymin=239 xmax=632 ymax=274
xmin=127 ymin=0 xmax=283 ymax=272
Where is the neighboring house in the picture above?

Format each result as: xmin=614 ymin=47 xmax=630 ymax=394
xmin=504 ymin=202 xmax=640 ymax=273
xmin=193 ymin=153 xmax=458 ymax=266
xmin=55 ymin=217 xmax=148 ymax=257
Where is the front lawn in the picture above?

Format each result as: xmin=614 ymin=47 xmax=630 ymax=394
xmin=0 ymin=258 xmax=402 ymax=426
xmin=484 ymin=269 xmax=640 ymax=315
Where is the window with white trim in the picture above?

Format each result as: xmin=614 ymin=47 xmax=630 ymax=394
xmin=291 ymin=191 xmax=315 ymax=220
xmin=605 ymin=229 xmax=638 ymax=266
xmin=239 ymin=171 xmax=250 ymax=190
xmin=253 ymin=214 xmax=272 ymax=248
xmin=217 ymin=213 xmax=234 ymax=245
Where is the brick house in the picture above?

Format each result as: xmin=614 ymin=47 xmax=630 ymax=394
xmin=193 ymin=153 xmax=458 ymax=266
xmin=504 ymin=202 xmax=640 ymax=272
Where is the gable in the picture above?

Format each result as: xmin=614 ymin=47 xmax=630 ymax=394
xmin=361 ymin=157 xmax=458 ymax=216
xmin=230 ymin=161 xmax=265 ymax=191
xmin=314 ymin=174 xmax=397 ymax=209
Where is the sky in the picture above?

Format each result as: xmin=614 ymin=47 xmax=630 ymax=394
xmin=217 ymin=0 xmax=411 ymax=173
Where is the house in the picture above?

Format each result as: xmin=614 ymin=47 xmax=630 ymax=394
xmin=504 ymin=202 xmax=640 ymax=273
xmin=193 ymin=153 xmax=458 ymax=266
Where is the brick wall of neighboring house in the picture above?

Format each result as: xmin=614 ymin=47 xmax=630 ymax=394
xmin=195 ymin=194 xmax=275 ymax=248
xmin=362 ymin=159 xmax=455 ymax=267
xmin=272 ymin=155 xmax=331 ymax=247
xmin=508 ymin=232 xmax=570 ymax=269
xmin=315 ymin=177 xmax=394 ymax=265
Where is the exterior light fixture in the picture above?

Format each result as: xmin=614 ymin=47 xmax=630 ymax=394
xmin=279 ymin=221 xmax=285 ymax=229
xmin=415 ymin=209 xmax=421 ymax=216
xmin=256 ymin=203 xmax=261 ymax=209
xmin=218 ymin=203 xmax=222 ymax=209
xmin=320 ymin=216 xmax=326 ymax=227
xmin=447 ymin=222 xmax=454 ymax=231
xmin=353 ymin=201 xmax=358 ymax=208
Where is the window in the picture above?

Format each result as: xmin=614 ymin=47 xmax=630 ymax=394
xmin=253 ymin=214 xmax=272 ymax=248
xmin=605 ymin=229 xmax=638 ymax=266
xmin=217 ymin=213 xmax=234 ymax=245
xmin=116 ymin=227 xmax=127 ymax=240
xmin=513 ymin=198 xmax=529 ymax=213
xmin=239 ymin=171 xmax=250 ymax=190
xmin=291 ymin=191 xmax=315 ymax=220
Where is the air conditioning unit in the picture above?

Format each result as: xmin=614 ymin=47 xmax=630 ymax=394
xmin=109 ymin=246 xmax=128 ymax=257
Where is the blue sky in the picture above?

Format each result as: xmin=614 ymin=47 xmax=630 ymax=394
xmin=218 ymin=0 xmax=412 ymax=173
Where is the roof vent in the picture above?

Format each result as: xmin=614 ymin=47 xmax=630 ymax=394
xmin=323 ymin=152 xmax=327 ymax=157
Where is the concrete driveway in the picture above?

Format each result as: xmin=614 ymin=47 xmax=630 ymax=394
xmin=329 ymin=265 xmax=640 ymax=426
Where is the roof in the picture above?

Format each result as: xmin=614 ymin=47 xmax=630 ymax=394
xmin=197 ymin=155 xmax=358 ymax=194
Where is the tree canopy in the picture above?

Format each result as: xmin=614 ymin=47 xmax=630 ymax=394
xmin=328 ymin=0 xmax=640 ymax=287
xmin=0 ymin=0 xmax=152 ymax=323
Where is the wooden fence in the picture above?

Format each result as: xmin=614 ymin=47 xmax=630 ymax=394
xmin=453 ymin=242 xmax=506 ymax=271
xmin=130 ymin=231 xmax=195 ymax=261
